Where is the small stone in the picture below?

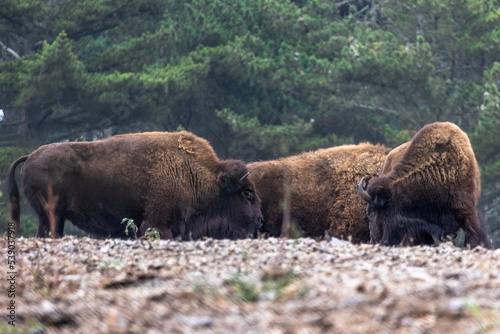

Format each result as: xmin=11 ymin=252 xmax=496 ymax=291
xmin=31 ymin=300 xmax=73 ymax=325
xmin=105 ymin=307 xmax=129 ymax=331
xmin=176 ymin=314 xmax=214 ymax=327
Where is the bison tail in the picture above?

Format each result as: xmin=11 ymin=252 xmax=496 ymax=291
xmin=7 ymin=155 xmax=29 ymax=234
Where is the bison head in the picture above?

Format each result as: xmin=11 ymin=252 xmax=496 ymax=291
xmin=358 ymin=177 xmax=463 ymax=246
xmin=184 ymin=160 xmax=263 ymax=240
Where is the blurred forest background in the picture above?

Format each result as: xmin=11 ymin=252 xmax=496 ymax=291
xmin=1 ymin=0 xmax=499 ymax=246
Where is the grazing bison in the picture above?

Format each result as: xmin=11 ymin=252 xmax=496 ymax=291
xmin=247 ymin=143 xmax=390 ymax=242
xmin=8 ymin=131 xmax=263 ymax=240
xmin=358 ymin=122 xmax=490 ymax=248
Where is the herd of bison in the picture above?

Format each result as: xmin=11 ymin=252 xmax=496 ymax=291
xmin=7 ymin=121 xmax=492 ymax=248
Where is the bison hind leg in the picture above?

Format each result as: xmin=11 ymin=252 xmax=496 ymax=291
xmin=26 ymin=186 xmax=67 ymax=238
xmin=55 ymin=214 xmax=65 ymax=237
xmin=35 ymin=215 xmax=50 ymax=238
xmin=35 ymin=212 xmax=65 ymax=238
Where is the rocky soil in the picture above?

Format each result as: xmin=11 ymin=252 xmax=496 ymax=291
xmin=1 ymin=236 xmax=500 ymax=334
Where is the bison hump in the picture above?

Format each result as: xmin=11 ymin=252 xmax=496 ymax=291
xmin=178 ymin=134 xmax=197 ymax=154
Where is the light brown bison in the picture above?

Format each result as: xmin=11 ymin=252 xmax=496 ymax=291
xmin=8 ymin=131 xmax=263 ymax=240
xmin=247 ymin=143 xmax=390 ymax=242
xmin=358 ymin=122 xmax=490 ymax=248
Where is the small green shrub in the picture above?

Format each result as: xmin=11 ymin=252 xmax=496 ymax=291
xmin=229 ymin=273 xmax=259 ymax=302
xmin=228 ymin=270 xmax=305 ymax=303
xmin=262 ymin=270 xmax=297 ymax=299
xmin=121 ymin=218 xmax=138 ymax=238
xmin=99 ymin=260 xmax=126 ymax=269
xmin=464 ymin=299 xmax=499 ymax=334
xmin=0 ymin=321 xmax=45 ymax=333
xmin=121 ymin=218 xmax=160 ymax=240
xmin=144 ymin=227 xmax=160 ymax=241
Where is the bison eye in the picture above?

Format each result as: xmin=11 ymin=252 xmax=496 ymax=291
xmin=373 ymin=188 xmax=391 ymax=208
xmin=242 ymin=189 xmax=253 ymax=201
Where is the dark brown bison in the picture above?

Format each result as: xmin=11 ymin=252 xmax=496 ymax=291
xmin=247 ymin=143 xmax=390 ymax=242
xmin=358 ymin=122 xmax=490 ymax=248
xmin=8 ymin=131 xmax=263 ymax=240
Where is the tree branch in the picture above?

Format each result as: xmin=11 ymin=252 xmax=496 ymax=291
xmin=0 ymin=41 xmax=20 ymax=59
xmin=353 ymin=103 xmax=417 ymax=126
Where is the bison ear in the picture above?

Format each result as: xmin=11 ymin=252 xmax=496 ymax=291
xmin=217 ymin=172 xmax=240 ymax=194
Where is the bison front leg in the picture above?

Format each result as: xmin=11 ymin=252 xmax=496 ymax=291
xmin=380 ymin=215 xmax=445 ymax=246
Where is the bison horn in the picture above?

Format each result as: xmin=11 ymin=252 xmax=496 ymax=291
xmin=431 ymin=234 xmax=441 ymax=246
xmin=239 ymin=173 xmax=249 ymax=182
xmin=451 ymin=228 xmax=465 ymax=248
xmin=358 ymin=177 xmax=372 ymax=202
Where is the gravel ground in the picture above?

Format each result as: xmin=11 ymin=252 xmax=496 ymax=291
xmin=1 ymin=236 xmax=500 ymax=334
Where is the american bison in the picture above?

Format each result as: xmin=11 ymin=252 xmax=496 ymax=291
xmin=358 ymin=122 xmax=490 ymax=248
xmin=247 ymin=143 xmax=390 ymax=242
xmin=8 ymin=131 xmax=263 ymax=240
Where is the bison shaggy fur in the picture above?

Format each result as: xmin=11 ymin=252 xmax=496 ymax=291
xmin=247 ymin=143 xmax=390 ymax=242
xmin=359 ymin=122 xmax=490 ymax=248
xmin=8 ymin=131 xmax=263 ymax=240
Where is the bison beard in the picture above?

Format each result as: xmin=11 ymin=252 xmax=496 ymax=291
xmin=359 ymin=122 xmax=491 ymax=248
xmin=248 ymin=143 xmax=390 ymax=242
xmin=8 ymin=131 xmax=263 ymax=240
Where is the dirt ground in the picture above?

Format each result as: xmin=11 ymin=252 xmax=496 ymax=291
xmin=1 ymin=236 xmax=500 ymax=334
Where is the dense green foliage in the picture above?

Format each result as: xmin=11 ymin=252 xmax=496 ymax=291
xmin=1 ymin=0 xmax=500 ymax=245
